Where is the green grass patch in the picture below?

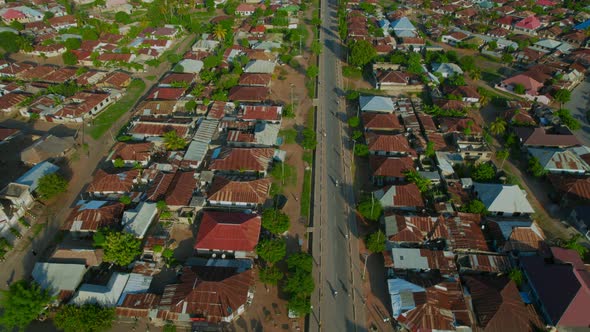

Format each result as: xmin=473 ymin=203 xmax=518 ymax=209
xmin=89 ymin=79 xmax=146 ymax=139
xmin=481 ymin=70 xmax=503 ymax=84
xmin=302 ymin=151 xmax=313 ymax=165
xmin=300 ymin=169 xmax=312 ymax=221
xmin=279 ymin=129 xmax=298 ymax=144
xmin=306 ymin=107 xmax=315 ymax=128
xmin=32 ymin=223 xmax=46 ymax=236
xmin=342 ymin=66 xmax=362 ymax=79
xmin=146 ymin=75 xmax=157 ymax=81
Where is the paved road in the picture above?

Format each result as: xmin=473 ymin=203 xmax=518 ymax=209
xmin=565 ymin=76 xmax=590 ymax=147
xmin=310 ymin=0 xmax=366 ymax=330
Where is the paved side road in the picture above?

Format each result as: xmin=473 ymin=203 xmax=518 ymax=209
xmin=565 ymin=76 xmax=590 ymax=147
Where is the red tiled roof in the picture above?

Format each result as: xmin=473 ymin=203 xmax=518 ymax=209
xmin=206 ymin=176 xmax=270 ymax=205
xmin=443 ymin=213 xmax=488 ymax=251
xmin=382 ymin=183 xmax=425 ymax=208
xmin=437 ymin=117 xmax=482 ymax=135
xmin=0 ymin=93 xmax=28 ymax=111
xmin=517 ymin=127 xmax=581 ymax=147
xmin=42 ymin=68 xmax=77 ymax=83
xmin=362 ymin=113 xmax=403 ymax=131
xmin=87 ymin=169 xmax=139 ymax=193
xmin=369 ymin=156 xmax=414 ymax=178
xmin=147 ymin=171 xmax=196 ymax=206
xmin=129 ymin=123 xmax=189 ymax=137
xmin=160 ymin=73 xmax=195 ymax=86
xmin=503 ymin=224 xmax=547 ymax=253
xmin=116 ymin=293 xmax=161 ymax=317
xmin=515 ymin=15 xmax=541 ymax=30
xmin=111 ymin=142 xmax=152 ymax=162
xmin=62 ymin=202 xmax=125 ymax=232
xmin=388 ymin=214 xmax=438 ymax=242
xmin=228 ymin=86 xmax=270 ymax=102
xmin=18 ymin=65 xmax=57 ymax=80
xmin=366 ymin=133 xmax=413 ymax=154
xmin=209 ymin=148 xmax=274 ymax=173
xmin=0 ymin=128 xmax=19 ymax=141
xmin=147 ymin=87 xmax=187 ymax=100
xmin=158 ymin=266 xmax=254 ymax=323
xmin=195 ymin=211 xmax=261 ymax=251
xmin=240 ymin=105 xmax=281 ymax=121
xmin=100 ymin=71 xmax=131 ymax=88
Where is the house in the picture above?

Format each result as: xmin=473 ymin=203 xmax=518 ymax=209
xmin=366 ymin=133 xmax=415 ymax=157
xmin=387 ymin=278 xmax=426 ymax=320
xmin=109 ymin=142 xmax=153 ymax=168
xmin=383 ymin=214 xmax=438 ymax=244
xmin=235 ymin=3 xmax=256 ymax=16
xmin=238 ymin=73 xmax=272 ymax=87
xmin=390 ymin=17 xmax=417 ymax=38
xmin=62 ymin=201 xmax=125 ymax=235
xmin=373 ymin=70 xmax=420 ymax=90
xmin=369 ymin=156 xmax=414 ymax=185
xmin=486 ymin=218 xmax=547 ymax=255
xmin=116 ymin=293 xmax=161 ymax=318
xmin=0 ymin=183 xmax=34 ymax=228
xmin=513 ymin=127 xmax=581 ymax=148
xmin=443 ymin=212 xmax=488 ymax=252
xmin=374 ymin=183 xmax=425 ymax=211
xmin=228 ymin=86 xmax=270 ymax=102
xmin=431 ymin=63 xmax=464 ymax=78
xmin=389 ymin=248 xmax=456 ymax=274
xmin=194 ymin=211 xmax=261 ymax=258
xmin=362 ymin=113 xmax=403 ymax=133
xmin=456 ymin=253 xmax=512 ymax=273
xmin=359 ymin=95 xmax=395 ymax=113
xmin=496 ymin=74 xmax=549 ymax=104
xmin=569 ymin=206 xmax=590 ymax=240
xmin=208 ymin=147 xmax=276 ymax=176
xmin=441 ymin=31 xmax=469 ymax=46
xmin=514 ymin=15 xmax=541 ymax=35
xmin=128 ymin=117 xmax=194 ymax=140
xmin=49 ymin=241 xmax=104 ymax=267
xmin=32 ymin=262 xmax=86 ymax=303
xmin=473 ymin=183 xmax=535 ymax=217
xmin=527 ymin=147 xmax=590 ymax=175
xmin=447 ymin=86 xmax=480 ymax=103
xmin=86 ymin=169 xmax=139 ymax=200
xmin=206 ymin=176 xmax=270 ymax=207
xmin=122 ymin=202 xmax=158 ymax=239
xmin=136 ymin=100 xmax=178 ymax=117
xmin=20 ymin=135 xmax=76 ymax=165
xmin=146 ymin=171 xmax=196 ymax=209
xmin=156 ymin=266 xmax=254 ymax=323
xmin=0 ymin=93 xmax=30 ymax=114
xmin=239 ymin=105 xmax=282 ymax=123
xmin=15 ymin=161 xmax=60 ymax=192
xmin=243 ymin=60 xmax=276 ymax=74
xmin=0 ymin=127 xmax=20 ymax=144
xmin=520 ymin=247 xmax=590 ymax=328
xmin=71 ymin=272 xmax=130 ymax=307
xmin=462 ymin=275 xmax=544 ymax=331
xmin=548 ymin=175 xmax=590 ymax=205
xmin=398 ymin=281 xmax=473 ymax=331
xmin=54 ymin=92 xmax=115 ymax=121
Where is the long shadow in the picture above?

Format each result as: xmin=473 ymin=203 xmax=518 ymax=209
xmin=367 ymin=252 xmax=391 ymax=314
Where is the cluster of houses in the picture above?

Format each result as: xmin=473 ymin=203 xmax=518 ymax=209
xmin=354 ymin=95 xmax=590 ymax=330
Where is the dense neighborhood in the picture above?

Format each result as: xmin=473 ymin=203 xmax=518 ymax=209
xmin=1 ymin=0 xmax=590 ymax=330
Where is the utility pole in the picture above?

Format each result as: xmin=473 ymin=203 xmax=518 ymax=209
xmin=370 ymin=191 xmax=375 ymax=218
xmin=362 ymin=252 xmax=369 ymax=280
xmin=290 ymin=84 xmax=294 ymax=108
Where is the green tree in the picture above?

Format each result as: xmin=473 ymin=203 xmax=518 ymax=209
xmin=424 ymin=141 xmax=435 ymax=158
xmin=501 ymin=53 xmax=513 ymax=64
xmin=352 ymin=130 xmax=363 ymax=141
xmin=489 ymin=118 xmax=507 ymax=136
xmin=259 ymin=265 xmax=283 ymax=285
xmin=62 ymin=50 xmax=78 ymax=65
xmin=284 ymin=269 xmax=315 ymax=295
xmin=496 ymin=149 xmax=509 ymax=168
xmin=261 ymin=209 xmax=290 ymax=235
xmin=287 ymin=252 xmax=313 ymax=272
xmin=366 ymin=230 xmax=386 ymax=253
xmin=54 ymin=304 xmax=115 ymax=332
xmin=348 ymin=39 xmax=376 ymax=67
xmin=163 ymin=130 xmax=187 ymax=150
xmin=556 ymin=108 xmax=581 ymax=130
xmin=212 ymin=24 xmax=227 ymax=41
xmin=185 ymin=100 xmax=197 ymax=112
xmin=509 ymin=268 xmax=523 ymax=286
xmin=0 ymin=32 xmax=21 ymax=53
xmin=103 ymin=231 xmax=142 ymax=267
xmin=357 ymin=195 xmax=382 ymax=221
xmin=301 ymin=128 xmax=317 ymax=150
xmin=113 ymin=157 xmax=125 ymax=168
xmin=347 ymin=116 xmax=360 ymax=128
xmin=36 ymin=173 xmax=68 ymax=199
xmin=354 ymin=144 xmax=369 ymax=157
xmin=459 ymin=56 xmax=475 ymax=72
xmin=64 ymin=38 xmax=81 ymax=50
xmin=404 ymin=169 xmax=431 ymax=193
xmin=288 ymin=294 xmax=311 ymax=316
xmin=114 ymin=11 xmax=131 ymax=24
xmin=562 ymin=234 xmax=589 ymax=259
xmin=0 ymin=280 xmax=52 ymax=331
xmin=527 ymin=156 xmax=546 ymax=177
xmin=460 ymin=199 xmax=488 ymax=215
xmin=471 ymin=162 xmax=496 ymax=182
xmin=513 ymin=83 xmax=526 ymax=95
xmin=119 ymin=195 xmax=132 ymax=205
xmin=256 ymin=238 xmax=287 ymax=264
xmin=553 ymin=88 xmax=571 ymax=107
xmin=283 ymin=104 xmax=295 ymax=118
xmin=311 ymin=40 xmax=322 ymax=55
xmin=306 ymin=65 xmax=319 ymax=78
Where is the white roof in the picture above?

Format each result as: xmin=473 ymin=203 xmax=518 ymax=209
xmin=359 ymin=95 xmax=395 ymax=113
xmin=32 ymin=262 xmax=86 ymax=296
xmin=432 ymin=63 xmax=464 ymax=75
xmin=244 ymin=60 xmax=276 ymax=74
xmin=177 ymin=59 xmax=203 ymax=74
xmin=473 ymin=183 xmax=535 ymax=214
xmin=122 ymin=202 xmax=157 ymax=239
xmin=254 ymin=122 xmax=280 ymax=146
xmin=71 ymin=272 xmax=130 ymax=307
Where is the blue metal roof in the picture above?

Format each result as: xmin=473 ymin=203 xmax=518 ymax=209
xmin=575 ymin=19 xmax=590 ymax=30
xmin=15 ymin=161 xmax=59 ymax=192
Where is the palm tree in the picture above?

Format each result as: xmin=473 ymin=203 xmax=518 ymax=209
xmin=562 ymin=234 xmax=589 ymax=258
xmin=469 ymin=68 xmax=481 ymax=81
xmin=496 ymin=149 xmax=509 ymax=168
xmin=489 ymin=118 xmax=507 ymax=136
xmin=212 ymin=24 xmax=227 ymax=41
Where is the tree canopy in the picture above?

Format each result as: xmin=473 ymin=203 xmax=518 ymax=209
xmin=36 ymin=173 xmax=68 ymax=199
xmin=347 ymin=116 xmax=360 ymax=128
xmin=556 ymin=108 xmax=581 ymax=130
xmin=527 ymin=156 xmax=546 ymax=177
xmin=354 ymin=144 xmax=369 ymax=157
xmin=562 ymin=234 xmax=588 ymax=259
xmin=404 ymin=169 xmax=431 ymax=193
xmin=284 ymin=269 xmax=315 ymax=295
xmin=489 ymin=118 xmax=507 ymax=136
xmin=301 ymin=128 xmax=317 ymax=150
xmin=0 ymin=280 xmax=52 ymax=331
xmin=357 ymin=195 xmax=383 ymax=221
xmin=471 ymin=162 xmax=496 ymax=182
xmin=256 ymin=238 xmax=287 ymax=264
xmin=163 ymin=130 xmax=187 ymax=151
xmin=348 ymin=39 xmax=376 ymax=67
xmin=553 ymin=88 xmax=571 ymax=105
xmin=366 ymin=230 xmax=386 ymax=253
xmin=287 ymin=252 xmax=313 ymax=273
xmin=261 ymin=209 xmax=291 ymax=235
xmin=54 ymin=304 xmax=115 ymax=332
xmin=101 ymin=231 xmax=142 ymax=267
xmin=460 ymin=199 xmax=488 ymax=215
xmin=258 ymin=265 xmax=283 ymax=285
